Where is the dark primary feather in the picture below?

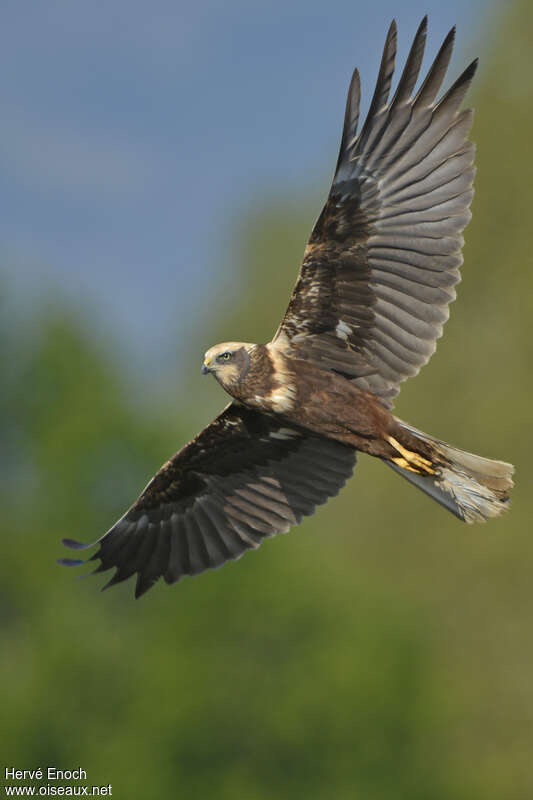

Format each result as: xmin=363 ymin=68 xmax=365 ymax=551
xmin=60 ymin=404 xmax=356 ymax=597
xmin=274 ymin=19 xmax=478 ymax=408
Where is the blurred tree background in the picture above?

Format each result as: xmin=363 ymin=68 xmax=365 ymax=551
xmin=1 ymin=1 xmax=532 ymax=797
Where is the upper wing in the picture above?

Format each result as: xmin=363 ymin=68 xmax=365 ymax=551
xmin=273 ymin=18 xmax=477 ymax=408
xmin=60 ymin=404 xmax=356 ymax=597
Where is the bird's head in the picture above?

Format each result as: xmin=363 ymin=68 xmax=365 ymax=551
xmin=202 ymin=342 xmax=254 ymax=389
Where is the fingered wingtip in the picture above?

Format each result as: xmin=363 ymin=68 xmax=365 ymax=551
xmin=467 ymin=57 xmax=479 ymax=77
xmin=349 ymin=66 xmax=360 ymax=86
xmin=417 ymin=15 xmax=428 ymax=34
xmin=62 ymin=537 xmax=92 ymax=550
xmin=101 ymin=570 xmax=126 ymax=592
xmin=135 ymin=576 xmax=156 ymax=600
xmin=445 ymin=25 xmax=457 ymax=46
xmin=57 ymin=557 xmax=86 ymax=567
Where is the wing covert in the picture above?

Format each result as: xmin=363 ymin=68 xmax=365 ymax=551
xmin=273 ymin=18 xmax=477 ymax=407
xmin=60 ymin=404 xmax=356 ymax=597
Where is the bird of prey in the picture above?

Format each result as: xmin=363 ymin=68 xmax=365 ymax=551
xmin=60 ymin=18 xmax=514 ymax=598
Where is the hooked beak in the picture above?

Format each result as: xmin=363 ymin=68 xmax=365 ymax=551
xmin=201 ymin=361 xmax=211 ymax=376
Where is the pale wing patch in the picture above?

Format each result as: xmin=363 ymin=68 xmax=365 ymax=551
xmin=268 ymin=428 xmax=302 ymax=441
xmin=335 ymin=320 xmax=353 ymax=341
xmin=268 ymin=384 xmax=296 ymax=413
xmin=264 ymin=341 xmax=298 ymax=413
xmin=266 ymin=341 xmax=290 ymax=372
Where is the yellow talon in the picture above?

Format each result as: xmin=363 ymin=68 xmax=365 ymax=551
xmin=391 ymin=456 xmax=420 ymax=473
xmin=387 ymin=436 xmax=435 ymax=474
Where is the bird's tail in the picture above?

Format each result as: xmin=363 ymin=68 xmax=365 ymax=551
xmin=385 ymin=420 xmax=514 ymax=523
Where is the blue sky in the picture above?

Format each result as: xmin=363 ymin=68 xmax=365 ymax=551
xmin=2 ymin=0 xmax=495 ymax=372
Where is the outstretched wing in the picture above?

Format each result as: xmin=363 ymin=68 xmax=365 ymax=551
xmin=273 ymin=18 xmax=477 ymax=408
xmin=60 ymin=404 xmax=356 ymax=597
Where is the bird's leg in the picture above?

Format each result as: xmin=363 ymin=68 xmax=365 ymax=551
xmin=386 ymin=435 xmax=435 ymax=474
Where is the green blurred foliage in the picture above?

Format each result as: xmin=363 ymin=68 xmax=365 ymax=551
xmin=2 ymin=3 xmax=532 ymax=797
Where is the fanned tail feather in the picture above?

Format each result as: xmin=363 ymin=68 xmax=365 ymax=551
xmin=387 ymin=420 xmax=514 ymax=523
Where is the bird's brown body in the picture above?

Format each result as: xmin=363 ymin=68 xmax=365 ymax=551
xmin=227 ymin=344 xmax=409 ymax=460
xmin=60 ymin=18 xmax=514 ymax=598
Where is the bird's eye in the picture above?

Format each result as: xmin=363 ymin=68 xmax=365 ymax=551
xmin=218 ymin=351 xmax=232 ymax=361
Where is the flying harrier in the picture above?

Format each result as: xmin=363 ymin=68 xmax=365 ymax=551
xmin=61 ymin=18 xmax=514 ymax=597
